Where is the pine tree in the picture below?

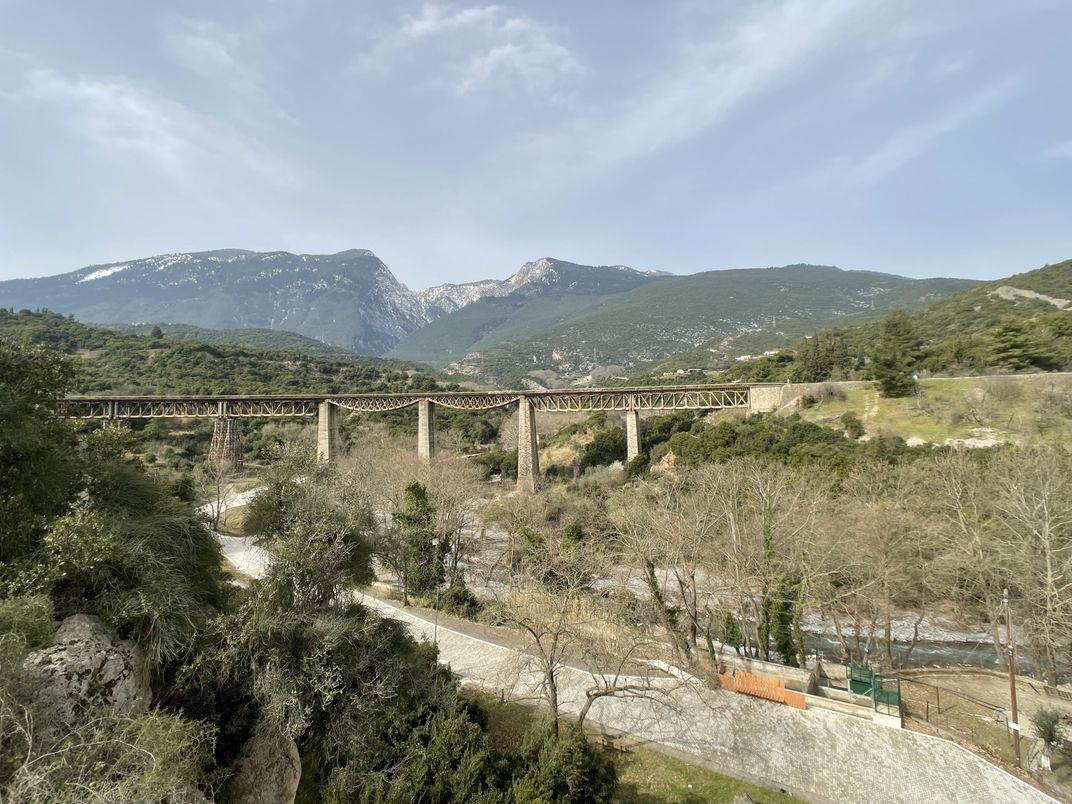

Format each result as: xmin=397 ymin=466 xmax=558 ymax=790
xmin=871 ymin=310 xmax=921 ymax=397
xmin=988 ymin=315 xmax=1055 ymax=371
xmin=393 ymin=480 xmax=445 ymax=602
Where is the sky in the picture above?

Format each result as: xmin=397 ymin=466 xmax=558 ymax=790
xmin=1 ymin=0 xmax=1070 ymax=287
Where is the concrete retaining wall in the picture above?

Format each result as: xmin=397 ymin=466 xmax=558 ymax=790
xmin=715 ymin=649 xmax=818 ymax=693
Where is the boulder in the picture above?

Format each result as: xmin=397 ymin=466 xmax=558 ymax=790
xmin=23 ymin=613 xmax=150 ymax=727
xmin=228 ymin=721 xmax=301 ymax=804
xmin=651 ymin=449 xmax=676 ymax=475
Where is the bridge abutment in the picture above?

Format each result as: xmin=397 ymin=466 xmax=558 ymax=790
xmin=517 ymin=396 xmax=540 ymax=493
xmin=317 ymin=401 xmax=339 ymax=463
xmin=748 ymin=384 xmax=782 ymax=413
xmin=625 ymin=410 xmax=641 ymax=462
xmin=417 ymin=399 xmax=435 ymax=462
xmin=209 ymin=417 xmax=243 ymax=470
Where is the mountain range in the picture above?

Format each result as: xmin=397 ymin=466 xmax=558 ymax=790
xmin=0 ymin=249 xmax=979 ymax=384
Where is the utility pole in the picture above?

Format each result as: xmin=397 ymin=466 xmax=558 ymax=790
xmin=1004 ymin=588 xmax=1022 ymax=768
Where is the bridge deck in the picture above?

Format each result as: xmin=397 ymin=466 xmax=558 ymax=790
xmin=62 ymin=384 xmax=758 ymax=417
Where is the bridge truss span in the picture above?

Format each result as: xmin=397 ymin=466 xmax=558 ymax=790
xmin=527 ymin=386 xmax=749 ymax=413
xmin=61 ymin=384 xmax=756 ymax=419
xmin=61 ymin=397 xmax=320 ymax=419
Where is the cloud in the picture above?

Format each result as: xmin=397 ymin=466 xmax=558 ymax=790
xmin=364 ymin=3 xmax=582 ymax=97
xmin=19 ymin=66 xmax=304 ymax=187
xmin=832 ymin=79 xmax=1016 ymax=185
xmin=527 ymin=0 xmax=873 ymax=174
xmin=1043 ymin=140 xmax=1072 ymax=159
xmin=166 ymin=19 xmax=255 ymax=90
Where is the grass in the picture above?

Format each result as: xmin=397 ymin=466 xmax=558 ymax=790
xmin=474 ymin=695 xmax=796 ymax=804
xmin=220 ymin=560 xmax=254 ymax=585
xmin=216 ymin=504 xmax=249 ymax=535
xmin=615 ymin=748 xmax=796 ymax=804
xmin=793 ymin=375 xmax=1072 ymax=446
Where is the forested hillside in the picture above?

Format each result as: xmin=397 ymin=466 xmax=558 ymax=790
xmin=720 ymin=259 xmax=1072 ymax=384
xmin=0 ymin=310 xmax=431 ymax=395
xmin=104 ymin=322 xmax=359 ymax=360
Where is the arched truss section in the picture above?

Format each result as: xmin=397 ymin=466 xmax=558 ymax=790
xmin=331 ymin=396 xmax=420 ymax=413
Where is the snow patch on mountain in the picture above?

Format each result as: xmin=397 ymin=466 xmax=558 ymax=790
xmin=78 ymin=265 xmax=129 ymax=282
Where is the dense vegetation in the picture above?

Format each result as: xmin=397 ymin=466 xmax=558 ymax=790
xmin=0 ymin=309 xmax=429 ymax=395
xmin=106 ymin=322 xmax=362 ymax=360
xmin=723 ymin=259 xmax=1072 ymax=388
xmin=0 ymin=338 xmax=619 ymax=801
xmin=539 ymin=408 xmax=914 ymax=481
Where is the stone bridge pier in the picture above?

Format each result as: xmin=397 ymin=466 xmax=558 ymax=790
xmin=517 ymin=396 xmax=540 ymax=493
xmin=417 ymin=399 xmax=435 ymax=462
xmin=625 ymin=409 xmax=640 ymax=462
xmin=316 ymin=401 xmax=338 ymax=463
xmin=209 ymin=417 xmax=243 ymax=470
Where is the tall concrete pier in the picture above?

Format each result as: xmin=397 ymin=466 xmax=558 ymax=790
xmin=316 ymin=401 xmax=338 ymax=463
xmin=209 ymin=417 xmax=243 ymax=470
xmin=516 ymin=396 xmax=540 ymax=493
xmin=417 ymin=399 xmax=435 ymax=462
xmin=625 ymin=410 xmax=641 ymax=462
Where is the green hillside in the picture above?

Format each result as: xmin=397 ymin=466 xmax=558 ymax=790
xmin=719 ymin=259 xmax=1072 ymax=383
xmin=0 ymin=310 xmax=432 ymax=395
xmin=396 ymin=264 xmax=975 ymax=386
xmin=102 ymin=322 xmax=359 ymax=360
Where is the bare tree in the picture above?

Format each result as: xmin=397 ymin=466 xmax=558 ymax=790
xmin=494 ymin=527 xmax=675 ymax=737
xmin=927 ymin=450 xmax=1011 ymax=667
xmin=989 ymin=446 xmax=1072 ymax=685
xmin=195 ymin=454 xmax=233 ymax=531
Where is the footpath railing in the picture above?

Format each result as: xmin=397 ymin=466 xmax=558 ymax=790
xmin=898 ymin=674 xmax=1009 ymax=734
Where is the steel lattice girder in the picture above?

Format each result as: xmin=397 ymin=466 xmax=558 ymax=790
xmin=60 ymin=385 xmax=752 ymax=419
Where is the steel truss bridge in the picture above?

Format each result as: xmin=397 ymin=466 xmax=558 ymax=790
xmin=61 ymin=384 xmax=773 ymax=491
xmin=61 ymin=385 xmax=752 ymax=418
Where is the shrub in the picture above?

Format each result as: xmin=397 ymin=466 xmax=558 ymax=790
xmin=0 ymin=594 xmax=54 ymax=649
xmin=840 ymin=411 xmax=865 ymax=439
xmin=512 ymin=723 xmax=617 ymax=804
xmin=1030 ymin=707 xmax=1065 ymax=747
xmin=439 ymin=580 xmax=482 ymax=620
xmin=1 ymin=711 xmax=217 ymax=803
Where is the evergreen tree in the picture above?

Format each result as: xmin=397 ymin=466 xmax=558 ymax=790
xmin=790 ymin=331 xmax=848 ymax=383
xmin=988 ymin=315 xmax=1057 ymax=371
xmin=871 ymin=310 xmax=921 ymax=397
xmin=394 ymin=481 xmax=446 ymax=602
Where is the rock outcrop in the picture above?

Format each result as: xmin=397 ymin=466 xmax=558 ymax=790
xmin=23 ymin=614 xmax=150 ymax=728
xmin=228 ymin=721 xmax=302 ymax=804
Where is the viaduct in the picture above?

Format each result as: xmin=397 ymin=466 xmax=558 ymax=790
xmin=62 ymin=384 xmax=782 ymax=492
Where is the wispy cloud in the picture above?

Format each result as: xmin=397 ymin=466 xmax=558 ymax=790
xmin=829 ymin=79 xmax=1016 ymax=185
xmin=1043 ymin=140 xmax=1072 ymax=160
xmin=165 ymin=19 xmax=258 ymax=92
xmin=19 ymin=66 xmax=304 ymax=187
xmin=363 ymin=3 xmax=582 ymax=97
xmin=527 ymin=0 xmax=873 ymax=175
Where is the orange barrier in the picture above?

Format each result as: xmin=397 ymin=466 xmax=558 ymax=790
xmin=784 ymin=690 xmax=807 ymax=710
xmin=717 ymin=669 xmax=807 ymax=710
